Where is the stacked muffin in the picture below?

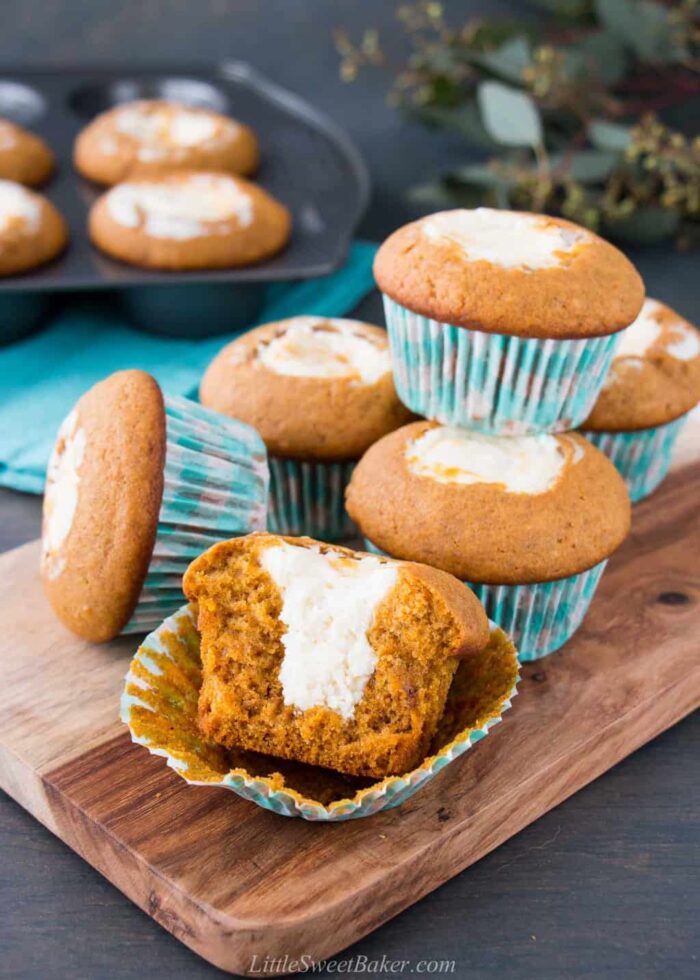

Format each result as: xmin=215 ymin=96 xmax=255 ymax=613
xmin=347 ymin=208 xmax=645 ymax=661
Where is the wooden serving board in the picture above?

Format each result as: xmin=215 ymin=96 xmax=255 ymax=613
xmin=1 ymin=422 xmax=699 ymax=976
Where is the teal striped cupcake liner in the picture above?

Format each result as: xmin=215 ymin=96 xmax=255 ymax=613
xmin=383 ymin=295 xmax=619 ymax=435
xmin=364 ymin=539 xmax=607 ymax=661
xmin=583 ymin=416 xmax=686 ymax=504
xmin=267 ymin=457 xmax=357 ymax=541
xmin=122 ymin=396 xmax=268 ymax=634
xmin=121 ymin=604 xmax=519 ymax=821
xmin=467 ymin=564 xmax=608 ymax=661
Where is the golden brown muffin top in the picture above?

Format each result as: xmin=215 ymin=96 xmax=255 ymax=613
xmin=74 ymin=99 xmax=259 ymax=185
xmin=0 ymin=118 xmax=55 ymax=186
xmin=200 ymin=318 xmax=414 ymax=461
xmin=41 ymin=370 xmax=166 ymax=642
xmin=88 ymin=170 xmax=291 ymax=270
xmin=374 ymin=208 xmax=644 ymax=339
xmin=0 ymin=179 xmax=67 ymax=276
xmin=582 ymin=298 xmax=700 ymax=431
xmin=346 ymin=421 xmax=631 ymax=584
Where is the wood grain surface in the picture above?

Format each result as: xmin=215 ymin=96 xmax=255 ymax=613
xmin=0 ymin=448 xmax=698 ymax=975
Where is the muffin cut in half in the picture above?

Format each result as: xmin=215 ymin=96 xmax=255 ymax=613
xmin=183 ymin=532 xmax=490 ymax=778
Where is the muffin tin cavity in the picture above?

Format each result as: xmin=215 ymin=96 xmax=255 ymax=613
xmin=0 ymin=81 xmax=46 ymax=125
xmin=119 ymin=281 xmax=265 ymax=338
xmin=0 ymin=292 xmax=53 ymax=346
xmin=68 ymin=77 xmax=228 ymax=119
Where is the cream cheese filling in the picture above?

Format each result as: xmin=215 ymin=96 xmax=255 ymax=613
xmin=405 ymin=426 xmax=575 ymax=494
xmin=257 ymin=317 xmax=391 ymax=384
xmin=260 ymin=541 xmax=398 ymax=719
xmin=421 ymin=207 xmax=592 ymax=270
xmin=106 ymin=173 xmax=253 ymax=240
xmin=42 ymin=409 xmax=86 ymax=579
xmin=0 ymin=179 xmax=40 ymax=234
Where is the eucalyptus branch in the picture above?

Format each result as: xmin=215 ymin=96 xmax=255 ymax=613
xmin=335 ymin=0 xmax=700 ymax=248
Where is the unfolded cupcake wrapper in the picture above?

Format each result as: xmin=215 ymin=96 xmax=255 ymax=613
xmin=121 ymin=604 xmax=519 ymax=821
xmin=364 ymin=539 xmax=607 ymax=661
xmin=122 ymin=396 xmax=268 ymax=634
xmin=267 ymin=456 xmax=357 ymax=541
xmin=583 ymin=416 xmax=686 ymax=504
xmin=383 ymin=295 xmax=619 ymax=435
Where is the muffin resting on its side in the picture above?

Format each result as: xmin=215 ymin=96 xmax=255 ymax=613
xmin=183 ymin=532 xmax=490 ymax=778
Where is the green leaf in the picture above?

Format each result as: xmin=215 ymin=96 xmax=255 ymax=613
xmin=550 ymin=149 xmax=620 ymax=182
xmin=472 ymin=37 xmax=532 ymax=84
xmin=411 ymin=103 xmax=500 ymax=150
xmin=448 ymin=163 xmax=519 ymax=189
xmin=589 ymin=119 xmax=632 ymax=152
xmin=477 ymin=81 xmax=543 ymax=148
xmin=576 ymin=29 xmax=628 ymax=84
xmin=595 ymin=0 xmax=687 ymax=64
xmin=603 ymin=206 xmax=680 ymax=245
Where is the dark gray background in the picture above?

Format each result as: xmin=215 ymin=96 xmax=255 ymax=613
xmin=0 ymin=2 xmax=698 ymax=978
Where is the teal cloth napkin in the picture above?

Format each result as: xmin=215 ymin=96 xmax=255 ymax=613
xmin=0 ymin=241 xmax=378 ymax=494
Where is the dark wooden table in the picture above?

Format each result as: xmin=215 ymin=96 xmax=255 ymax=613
xmin=1 ymin=3 xmax=698 ymax=978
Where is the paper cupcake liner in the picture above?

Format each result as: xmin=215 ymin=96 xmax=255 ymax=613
xmin=267 ymin=456 xmax=356 ymax=541
xmin=122 ymin=396 xmax=268 ymax=634
xmin=121 ymin=604 xmax=519 ymax=821
xmin=364 ymin=539 xmax=607 ymax=661
xmin=383 ymin=295 xmax=619 ymax=435
xmin=583 ymin=416 xmax=686 ymax=504
xmin=467 ymin=565 xmax=608 ymax=661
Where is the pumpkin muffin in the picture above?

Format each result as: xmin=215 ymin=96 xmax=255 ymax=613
xmin=374 ymin=207 xmax=644 ymax=434
xmin=122 ymin=599 xmax=519 ymax=818
xmin=74 ymin=99 xmax=259 ymax=185
xmin=88 ymin=170 xmax=290 ymax=270
xmin=346 ymin=420 xmax=631 ymax=660
xmin=183 ymin=532 xmax=490 ymax=779
xmin=0 ymin=118 xmax=55 ymax=186
xmin=0 ymin=179 xmax=67 ymax=276
xmin=200 ymin=316 xmax=413 ymax=539
xmin=41 ymin=369 xmax=267 ymax=643
xmin=581 ymin=297 xmax=700 ymax=502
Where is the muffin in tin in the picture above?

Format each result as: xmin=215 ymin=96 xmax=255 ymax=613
xmin=374 ymin=207 xmax=644 ymax=434
xmin=581 ymin=297 xmax=700 ymax=502
xmin=0 ymin=179 xmax=67 ymax=276
xmin=88 ymin=170 xmax=290 ymax=270
xmin=200 ymin=316 xmax=414 ymax=540
xmin=346 ymin=421 xmax=631 ymax=660
xmin=74 ymin=99 xmax=259 ymax=184
xmin=0 ymin=118 xmax=55 ymax=186
xmin=41 ymin=369 xmax=268 ymax=642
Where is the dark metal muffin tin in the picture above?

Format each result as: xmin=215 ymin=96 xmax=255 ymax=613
xmin=0 ymin=63 xmax=370 ymax=340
